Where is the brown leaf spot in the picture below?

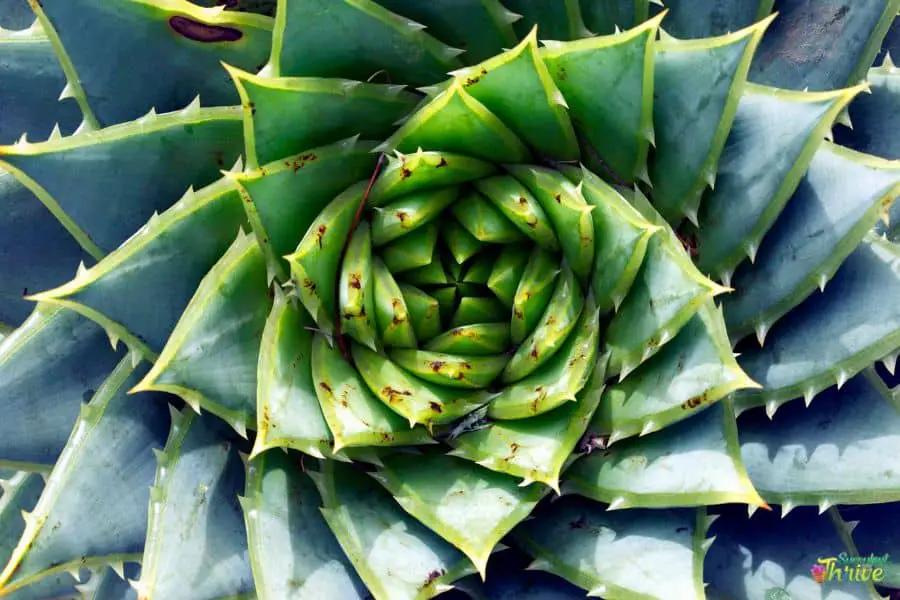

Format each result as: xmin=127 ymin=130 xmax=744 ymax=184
xmin=169 ymin=16 xmax=243 ymax=43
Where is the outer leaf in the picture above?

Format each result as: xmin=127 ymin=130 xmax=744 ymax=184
xmin=368 ymin=150 xmax=497 ymax=207
xmin=502 ymin=0 xmax=590 ymax=40
xmin=229 ymin=66 xmax=418 ymax=168
xmin=653 ymin=0 xmax=772 ymax=38
xmin=740 ymin=371 xmax=900 ymax=506
xmin=579 ymin=0 xmax=646 ymax=35
xmin=723 ymin=141 xmax=900 ymax=339
xmin=375 ymin=0 xmax=518 ymax=63
xmin=603 ymin=235 xmax=729 ymax=377
xmin=473 ymin=568 xmax=589 ymax=599
xmin=748 ymin=0 xmax=899 ymax=91
xmin=451 ymin=351 xmax=606 ymax=491
xmin=133 ymin=231 xmax=271 ymax=437
xmin=242 ymin=449 xmax=367 ymax=600
xmin=694 ymin=84 xmax=864 ymax=279
xmin=352 ymin=343 xmax=492 ymax=428
xmin=565 ymin=401 xmax=765 ymax=508
xmin=451 ymin=30 xmax=579 ymax=160
xmin=705 ymin=506 xmax=873 ymax=600
xmin=252 ymin=290 xmax=334 ymax=458
xmin=134 ymin=410 xmax=253 ymax=600
xmin=32 ymin=0 xmax=273 ymax=125
xmin=838 ymin=61 xmax=900 ymax=160
xmin=270 ymin=0 xmax=461 ymax=84
xmin=313 ymin=460 xmax=476 ymax=600
xmin=311 ymin=334 xmax=434 ymax=451
xmin=541 ymin=14 xmax=659 ymax=182
xmin=733 ymin=234 xmax=900 ymax=413
xmin=0 ymin=2 xmax=36 ymax=29
xmin=650 ymin=19 xmax=770 ymax=223
xmin=29 ymin=176 xmax=247 ymax=355
xmin=0 ymin=305 xmax=121 ymax=470
xmin=514 ymin=497 xmax=709 ymax=599
xmin=0 ymin=357 xmax=169 ymax=595
xmin=373 ymin=452 xmax=547 ymax=578
xmin=0 ymin=29 xmax=80 ymax=145
xmin=593 ymin=303 xmax=758 ymax=442
xmin=0 ymin=107 xmax=243 ymax=256
xmin=379 ymin=81 xmax=531 ymax=164
xmin=79 ymin=563 xmax=141 ymax=600
xmin=235 ymin=137 xmax=377 ymax=276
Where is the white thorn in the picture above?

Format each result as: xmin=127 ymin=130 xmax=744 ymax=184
xmin=48 ymin=123 xmax=62 ymax=141
xmin=817 ymin=272 xmax=828 ymax=292
xmin=517 ymin=477 xmax=534 ymax=487
xmin=881 ymin=351 xmax=898 ymax=375
xmin=607 ymin=497 xmax=627 ymax=510
xmin=551 ymin=88 xmax=568 ymax=108
xmin=704 ymin=169 xmax=716 ymax=191
xmin=684 ymin=207 xmax=699 ymax=227
xmin=719 ymin=269 xmax=733 ymax=287
xmin=824 ymin=128 xmax=834 ymax=142
xmin=138 ymin=107 xmax=158 ymax=126
xmin=74 ymin=118 xmax=96 ymax=135
xmin=765 ymin=400 xmax=778 ymax=420
xmin=845 ymin=519 xmax=860 ymax=534
xmin=111 ymin=561 xmax=125 ymax=579
xmin=76 ymin=260 xmax=89 ymax=279
xmin=181 ymin=94 xmax=201 ymax=116
xmin=614 ymin=24 xmax=622 ymax=34
xmin=607 ymin=430 xmax=627 ymax=446
xmin=755 ymin=322 xmax=769 ymax=347
xmin=817 ymin=498 xmax=832 ymax=514
xmin=701 ymin=536 xmax=716 ymax=552
xmin=803 ymin=387 xmax=816 ymax=406
xmin=882 ymin=52 xmax=896 ymax=70
xmin=639 ymin=420 xmax=656 ymax=436
xmin=58 ymin=82 xmax=75 ymax=101
xmin=836 ymin=107 xmax=853 ymax=130
xmin=107 ymin=331 xmax=120 ymax=351
xmin=130 ymin=349 xmax=142 ymax=368
xmin=618 ymin=361 xmax=635 ymax=381
xmin=229 ymin=155 xmax=244 ymax=173
xmin=744 ymin=241 xmax=758 ymax=263
xmin=781 ymin=501 xmax=795 ymax=518
xmin=836 ymin=370 xmax=848 ymax=390
xmin=68 ymin=567 xmax=83 ymax=582
xmin=15 ymin=132 xmax=29 ymax=147
xmin=500 ymin=9 xmax=522 ymax=24
xmin=748 ymin=503 xmax=760 ymax=517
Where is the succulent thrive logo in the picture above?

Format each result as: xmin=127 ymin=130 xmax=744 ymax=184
xmin=811 ymin=553 xmax=890 ymax=584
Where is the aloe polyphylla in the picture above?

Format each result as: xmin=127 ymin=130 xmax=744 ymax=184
xmin=1 ymin=0 xmax=900 ymax=599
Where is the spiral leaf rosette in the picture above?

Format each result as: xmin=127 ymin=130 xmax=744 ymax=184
xmin=1 ymin=1 xmax=900 ymax=599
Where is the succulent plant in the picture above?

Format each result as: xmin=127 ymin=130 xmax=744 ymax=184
xmin=1 ymin=1 xmax=900 ymax=599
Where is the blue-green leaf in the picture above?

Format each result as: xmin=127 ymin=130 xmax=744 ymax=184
xmin=580 ymin=0 xmax=646 ymax=35
xmin=0 ymin=357 xmax=169 ymax=595
xmin=837 ymin=59 xmax=900 ymax=160
xmin=0 ymin=305 xmax=121 ymax=471
xmin=134 ymin=410 xmax=253 ymax=600
xmin=654 ymin=0 xmax=773 ymax=38
xmin=502 ymin=0 xmax=591 ymax=40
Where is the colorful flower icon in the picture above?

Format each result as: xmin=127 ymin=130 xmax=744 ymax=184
xmin=811 ymin=564 xmax=827 ymax=583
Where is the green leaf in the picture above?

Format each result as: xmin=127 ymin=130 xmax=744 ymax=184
xmin=650 ymin=19 xmax=771 ymax=223
xmin=374 ymin=0 xmax=518 ymax=63
xmin=352 ymin=342 xmax=492 ymax=428
xmin=30 ymin=175 xmax=248 ymax=355
xmin=32 ymin=0 xmax=273 ymax=126
xmin=450 ymin=297 xmax=507 ymax=329
xmin=474 ymin=175 xmax=561 ymax=252
xmin=379 ymin=81 xmax=531 ymax=164
xmin=507 ymin=165 xmax=595 ymax=282
xmin=235 ymin=137 xmax=377 ymax=276
xmin=514 ymin=497 xmax=710 ymax=599
xmin=0 ymin=107 xmax=244 ymax=256
xmin=566 ymin=400 xmax=765 ymax=509
xmin=135 ymin=410 xmax=253 ymax=600
xmin=490 ymin=296 xmax=598 ymax=418
xmin=134 ymin=231 xmax=271 ymax=437
xmin=399 ymin=284 xmax=442 ymax=342
xmin=748 ymin=0 xmax=899 ymax=91
xmin=694 ymin=83 xmax=863 ymax=279
xmin=451 ymin=30 xmax=579 ymax=160
xmin=722 ymin=141 xmax=900 ymax=340
xmin=338 ymin=222 xmax=378 ymax=351
xmin=373 ymin=259 xmax=418 ymax=349
xmin=0 ymin=305 xmax=121 ymax=471
xmin=424 ymin=323 xmax=511 ymax=356
xmin=579 ymin=0 xmax=646 ymax=35
xmin=594 ymin=303 xmax=757 ymax=442
xmin=541 ymin=14 xmax=659 ymax=182
xmin=487 ymin=244 xmax=530 ymax=307
xmin=389 ymin=349 xmax=508 ymax=389
xmin=451 ymin=351 xmax=606 ymax=491
xmin=579 ymin=168 xmax=661 ymax=313
xmin=372 ymin=452 xmax=547 ymax=578
xmin=382 ymin=222 xmax=439 ymax=273
xmin=840 ymin=60 xmax=900 ymax=160
xmin=229 ymin=66 xmax=419 ymax=168
xmin=368 ymin=150 xmax=497 ymax=207
xmin=373 ymin=187 xmax=458 ymax=246
xmin=0 ymin=356 xmax=168 ymax=595
xmin=740 ymin=371 xmax=900 ymax=507
xmin=312 ymin=334 xmax=433 ymax=451
xmin=705 ymin=506 xmax=872 ymax=600
xmin=242 ymin=450 xmax=367 ymax=600
xmin=270 ymin=0 xmax=461 ymax=85
xmin=604 ymin=235 xmax=729 ymax=378
xmin=252 ymin=290 xmax=334 ymax=458
xmin=451 ymin=190 xmax=527 ymax=244
xmin=733 ymin=234 xmax=900 ymax=414
xmin=502 ymin=0 xmax=591 ymax=40
xmin=0 ymin=28 xmax=80 ymax=145
xmin=285 ymin=181 xmax=364 ymax=335
xmin=509 ymin=247 xmax=559 ymax=345
xmin=313 ymin=460 xmax=476 ymax=600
